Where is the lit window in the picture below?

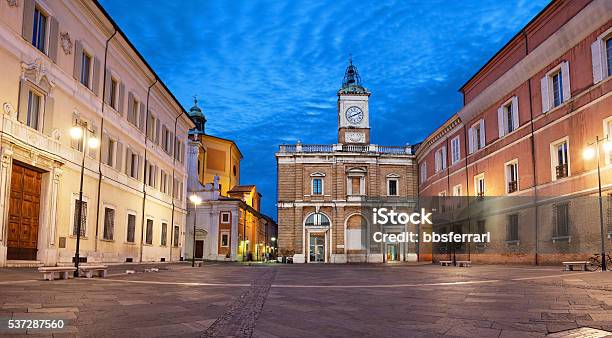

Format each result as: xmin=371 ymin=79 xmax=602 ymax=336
xmin=506 ymin=161 xmax=518 ymax=194
xmin=452 ymin=184 xmax=462 ymax=196
xmin=474 ymin=174 xmax=485 ymax=199
xmin=551 ymin=140 xmax=569 ymax=180
xmin=32 ymin=7 xmax=47 ymax=53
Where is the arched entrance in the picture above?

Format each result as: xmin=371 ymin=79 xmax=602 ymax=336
xmin=304 ymin=212 xmax=330 ymax=263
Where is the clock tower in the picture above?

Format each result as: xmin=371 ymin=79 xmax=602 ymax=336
xmin=338 ymin=57 xmax=371 ymax=144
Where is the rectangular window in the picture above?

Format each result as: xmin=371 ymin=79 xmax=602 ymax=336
xmin=420 ymin=163 xmax=427 ymax=183
xmin=553 ymin=140 xmax=569 ymax=180
xmin=161 ymin=222 xmax=168 ymax=246
xmin=388 ymin=179 xmax=398 ymax=196
xmin=110 ymin=78 xmax=118 ymax=110
xmin=106 ymin=139 xmax=115 ymax=167
xmin=475 ymin=174 xmax=485 ymax=199
xmin=434 ymin=147 xmax=446 ymax=173
xmin=221 ymin=232 xmax=229 ymax=247
xmin=312 ymin=178 xmax=322 ymax=195
xmin=507 ymin=213 xmax=519 ymax=241
xmin=506 ymin=161 xmax=518 ymax=193
xmin=554 ymin=203 xmax=570 ymax=237
xmin=452 ymin=184 xmax=462 ymax=196
xmin=146 ymin=161 xmax=156 ymax=187
xmin=145 ymin=219 xmax=153 ymax=245
xmin=477 ymin=220 xmax=485 ymax=234
xmin=451 ymin=137 xmax=460 ymax=164
xmin=32 ymin=7 xmax=47 ymax=53
xmin=80 ymin=51 xmax=92 ymax=88
xmin=474 ymin=124 xmax=482 ymax=149
xmin=26 ymin=90 xmax=41 ymax=130
xmin=128 ymin=97 xmax=139 ymax=126
xmin=72 ymin=199 xmax=87 ymax=237
xmin=103 ymin=207 xmax=114 ymax=240
xmin=221 ymin=212 xmax=230 ymax=224
xmin=351 ymin=177 xmax=360 ymax=195
xmin=147 ymin=115 xmax=156 ymax=141
xmin=130 ymin=153 xmax=138 ymax=179
xmin=173 ymin=225 xmax=180 ymax=247
xmin=126 ymin=214 xmax=136 ymax=243
xmin=552 ymin=71 xmax=563 ymax=108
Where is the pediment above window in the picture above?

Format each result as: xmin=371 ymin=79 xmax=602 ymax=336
xmin=386 ymin=173 xmax=400 ymax=178
xmin=346 ymin=167 xmax=367 ymax=177
xmin=310 ymin=172 xmax=326 ymax=177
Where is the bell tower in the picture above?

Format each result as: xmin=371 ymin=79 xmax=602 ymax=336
xmin=338 ymin=57 xmax=370 ymax=144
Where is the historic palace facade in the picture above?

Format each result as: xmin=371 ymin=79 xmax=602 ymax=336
xmin=417 ymin=0 xmax=612 ymax=264
xmin=276 ymin=61 xmax=418 ymax=263
xmin=0 ymin=0 xmax=194 ymax=266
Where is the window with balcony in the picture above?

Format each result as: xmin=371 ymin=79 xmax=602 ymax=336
xmin=451 ymin=137 xmax=460 ymax=164
xmin=505 ymin=160 xmax=518 ymax=194
xmin=551 ymin=139 xmax=569 ymax=180
xmin=474 ymin=174 xmax=485 ymax=200
xmin=26 ymin=90 xmax=42 ymax=130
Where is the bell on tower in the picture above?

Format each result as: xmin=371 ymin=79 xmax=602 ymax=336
xmin=188 ymin=95 xmax=207 ymax=134
xmin=337 ymin=56 xmax=371 ymax=145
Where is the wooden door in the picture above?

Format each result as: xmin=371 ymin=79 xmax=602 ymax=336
xmin=7 ymin=163 xmax=42 ymax=260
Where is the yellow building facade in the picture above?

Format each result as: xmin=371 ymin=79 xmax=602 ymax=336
xmin=0 ymin=0 xmax=194 ymax=266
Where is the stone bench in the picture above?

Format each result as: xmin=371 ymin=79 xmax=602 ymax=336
xmin=562 ymin=261 xmax=588 ymax=271
xmin=457 ymin=261 xmax=472 ymax=267
xmin=79 ymin=265 xmax=108 ymax=278
xmin=440 ymin=260 xmax=452 ymax=266
xmin=38 ymin=267 xmax=76 ymax=281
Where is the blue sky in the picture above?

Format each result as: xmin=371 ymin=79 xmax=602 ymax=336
xmin=99 ymin=0 xmax=549 ymax=218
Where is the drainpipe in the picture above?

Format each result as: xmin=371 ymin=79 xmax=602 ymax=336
xmin=462 ymin=124 xmax=470 ymax=265
xmin=138 ymin=78 xmax=158 ymax=262
xmin=169 ymin=107 xmax=183 ymax=261
xmin=523 ymin=30 xmax=539 ymax=265
xmin=94 ymin=29 xmax=117 ymax=253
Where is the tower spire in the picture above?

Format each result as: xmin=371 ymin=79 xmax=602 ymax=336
xmin=339 ymin=55 xmax=369 ymax=95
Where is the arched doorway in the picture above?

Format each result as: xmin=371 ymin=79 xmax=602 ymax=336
xmin=304 ymin=212 xmax=330 ymax=263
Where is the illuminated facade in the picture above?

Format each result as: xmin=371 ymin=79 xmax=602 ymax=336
xmin=0 ymin=0 xmax=194 ymax=267
xmin=185 ymin=102 xmax=277 ymax=261
xmin=416 ymin=0 xmax=612 ymax=264
xmin=276 ymin=60 xmax=418 ymax=263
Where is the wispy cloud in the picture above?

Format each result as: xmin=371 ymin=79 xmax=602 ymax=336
xmin=100 ymin=0 xmax=549 ymax=217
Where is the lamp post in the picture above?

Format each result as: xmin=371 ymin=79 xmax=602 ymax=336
xmin=582 ymin=135 xmax=611 ymax=271
xmin=70 ymin=122 xmax=99 ymax=277
xmin=189 ymin=194 xmax=202 ymax=267
xmin=271 ymin=237 xmax=276 ymax=258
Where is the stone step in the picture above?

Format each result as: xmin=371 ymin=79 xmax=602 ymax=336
xmin=6 ymin=260 xmax=44 ymax=268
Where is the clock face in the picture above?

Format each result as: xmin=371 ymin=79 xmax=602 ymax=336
xmin=345 ymin=106 xmax=364 ymax=125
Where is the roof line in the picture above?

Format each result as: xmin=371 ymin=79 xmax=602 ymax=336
xmin=92 ymin=0 xmax=194 ymax=126
xmin=458 ymin=0 xmax=557 ymax=92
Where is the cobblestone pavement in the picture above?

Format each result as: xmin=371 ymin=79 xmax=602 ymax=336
xmin=0 ymin=262 xmax=611 ymax=337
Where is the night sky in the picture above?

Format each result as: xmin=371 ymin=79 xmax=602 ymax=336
xmin=99 ymin=0 xmax=549 ymax=218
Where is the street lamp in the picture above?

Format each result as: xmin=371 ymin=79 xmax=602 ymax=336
xmin=582 ymin=136 xmax=611 ymax=271
xmin=70 ymin=122 xmax=99 ymax=277
xmin=189 ymin=194 xmax=202 ymax=267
